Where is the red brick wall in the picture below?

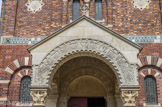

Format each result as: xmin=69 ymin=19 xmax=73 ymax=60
xmin=0 ymin=45 xmax=31 ymax=69
xmin=0 ymin=0 xmax=161 ymax=37
xmin=0 ymin=0 xmax=161 ymax=106
xmin=137 ymin=68 xmax=162 ymax=107
xmin=137 ymin=43 xmax=162 ymax=107
xmin=7 ymin=68 xmax=32 ymax=107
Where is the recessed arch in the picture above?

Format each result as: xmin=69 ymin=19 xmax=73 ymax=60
xmin=66 ymin=75 xmax=107 ymax=97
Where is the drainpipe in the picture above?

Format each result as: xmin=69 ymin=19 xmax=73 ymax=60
xmin=0 ymin=0 xmax=5 ymax=43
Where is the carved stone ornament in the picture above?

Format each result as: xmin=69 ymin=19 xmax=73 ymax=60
xmin=31 ymin=39 xmax=138 ymax=88
xmin=30 ymin=89 xmax=47 ymax=106
xmin=26 ymin=0 xmax=44 ymax=13
xmin=80 ymin=4 xmax=89 ymax=15
xmin=121 ymin=90 xmax=138 ymax=107
xmin=133 ymin=0 xmax=151 ymax=10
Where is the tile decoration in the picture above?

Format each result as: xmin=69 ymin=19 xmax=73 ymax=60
xmin=133 ymin=0 xmax=151 ymax=10
xmin=1 ymin=37 xmax=46 ymax=45
xmin=26 ymin=0 xmax=44 ymax=13
xmin=1 ymin=35 xmax=162 ymax=45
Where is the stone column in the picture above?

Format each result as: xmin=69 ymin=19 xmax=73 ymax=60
xmin=115 ymin=95 xmax=124 ymax=107
xmin=121 ymin=89 xmax=138 ymax=107
xmin=30 ymin=89 xmax=48 ymax=107
xmin=46 ymin=95 xmax=58 ymax=107
xmin=62 ymin=0 xmax=68 ymax=26
xmin=107 ymin=96 xmax=117 ymax=107
xmin=57 ymin=96 xmax=67 ymax=107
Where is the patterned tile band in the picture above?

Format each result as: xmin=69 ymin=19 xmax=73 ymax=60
xmin=1 ymin=37 xmax=46 ymax=45
xmin=1 ymin=35 xmax=162 ymax=45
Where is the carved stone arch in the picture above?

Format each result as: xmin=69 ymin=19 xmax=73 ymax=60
xmin=31 ymin=38 xmax=138 ymax=89
xmin=59 ymin=67 xmax=115 ymax=96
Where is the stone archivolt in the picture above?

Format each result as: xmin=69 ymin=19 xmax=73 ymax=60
xmin=31 ymin=39 xmax=138 ymax=88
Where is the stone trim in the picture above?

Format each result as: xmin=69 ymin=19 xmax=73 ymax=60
xmin=0 ymin=97 xmax=8 ymax=101
xmin=0 ymin=80 xmax=10 ymax=83
xmin=139 ymin=68 xmax=161 ymax=78
xmin=143 ymin=103 xmax=161 ymax=107
xmin=5 ymin=57 xmax=31 ymax=74
xmin=16 ymin=102 xmax=32 ymax=106
xmin=31 ymin=39 xmax=139 ymax=88
xmin=137 ymin=56 xmax=162 ymax=69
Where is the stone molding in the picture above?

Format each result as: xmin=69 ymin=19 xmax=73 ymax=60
xmin=31 ymin=39 xmax=138 ymax=88
xmin=30 ymin=89 xmax=47 ymax=107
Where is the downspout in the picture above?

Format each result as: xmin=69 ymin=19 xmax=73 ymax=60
xmin=159 ymin=0 xmax=162 ymax=25
xmin=0 ymin=0 xmax=5 ymax=43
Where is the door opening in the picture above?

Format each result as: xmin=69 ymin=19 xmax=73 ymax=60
xmin=88 ymin=98 xmax=106 ymax=107
xmin=68 ymin=97 xmax=106 ymax=107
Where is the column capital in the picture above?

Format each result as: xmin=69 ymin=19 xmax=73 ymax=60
xmin=62 ymin=0 xmax=68 ymax=2
xmin=30 ymin=89 xmax=48 ymax=107
xmin=121 ymin=90 xmax=138 ymax=107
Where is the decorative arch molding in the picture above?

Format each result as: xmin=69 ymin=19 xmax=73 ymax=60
xmin=59 ymin=68 xmax=115 ymax=96
xmin=5 ymin=57 xmax=31 ymax=74
xmin=137 ymin=56 xmax=162 ymax=70
xmin=139 ymin=68 xmax=161 ymax=79
xmin=31 ymin=38 xmax=139 ymax=88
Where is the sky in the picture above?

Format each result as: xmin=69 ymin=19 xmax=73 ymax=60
xmin=0 ymin=0 xmax=2 ymax=16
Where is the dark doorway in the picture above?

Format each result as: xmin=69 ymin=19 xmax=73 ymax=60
xmin=68 ymin=97 xmax=106 ymax=107
xmin=88 ymin=98 xmax=106 ymax=107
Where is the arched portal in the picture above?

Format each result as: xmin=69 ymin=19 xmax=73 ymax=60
xmin=30 ymin=39 xmax=139 ymax=107
xmin=49 ymin=56 xmax=118 ymax=107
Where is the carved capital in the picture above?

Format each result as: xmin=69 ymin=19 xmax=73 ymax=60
xmin=121 ymin=90 xmax=138 ymax=107
xmin=31 ymin=89 xmax=48 ymax=107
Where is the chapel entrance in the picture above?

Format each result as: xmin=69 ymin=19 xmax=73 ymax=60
xmin=68 ymin=97 xmax=106 ymax=107
xmin=51 ymin=55 xmax=120 ymax=107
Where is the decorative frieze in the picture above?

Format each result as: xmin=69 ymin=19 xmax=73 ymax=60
xmin=1 ymin=36 xmax=162 ymax=45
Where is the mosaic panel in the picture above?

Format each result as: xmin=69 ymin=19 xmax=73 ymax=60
xmin=133 ymin=0 xmax=151 ymax=10
xmin=26 ymin=0 xmax=44 ymax=13
xmin=1 ymin=35 xmax=162 ymax=45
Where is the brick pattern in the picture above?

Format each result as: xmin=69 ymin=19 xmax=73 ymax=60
xmin=0 ymin=0 xmax=161 ymax=106
xmin=137 ymin=54 xmax=162 ymax=107
xmin=137 ymin=68 xmax=162 ymax=107
xmin=137 ymin=56 xmax=162 ymax=69
xmin=0 ymin=0 xmax=161 ymax=37
xmin=0 ymin=56 xmax=32 ymax=107
xmin=0 ymin=45 xmax=31 ymax=69
xmin=7 ymin=68 xmax=32 ymax=107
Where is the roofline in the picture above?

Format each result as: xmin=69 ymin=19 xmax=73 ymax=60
xmin=27 ymin=15 xmax=143 ymax=51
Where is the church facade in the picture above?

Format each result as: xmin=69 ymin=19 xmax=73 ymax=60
xmin=0 ymin=0 xmax=161 ymax=107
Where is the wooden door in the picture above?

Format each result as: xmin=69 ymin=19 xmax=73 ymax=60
xmin=68 ymin=97 xmax=87 ymax=107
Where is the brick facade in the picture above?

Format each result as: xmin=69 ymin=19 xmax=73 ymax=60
xmin=0 ymin=0 xmax=162 ymax=106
